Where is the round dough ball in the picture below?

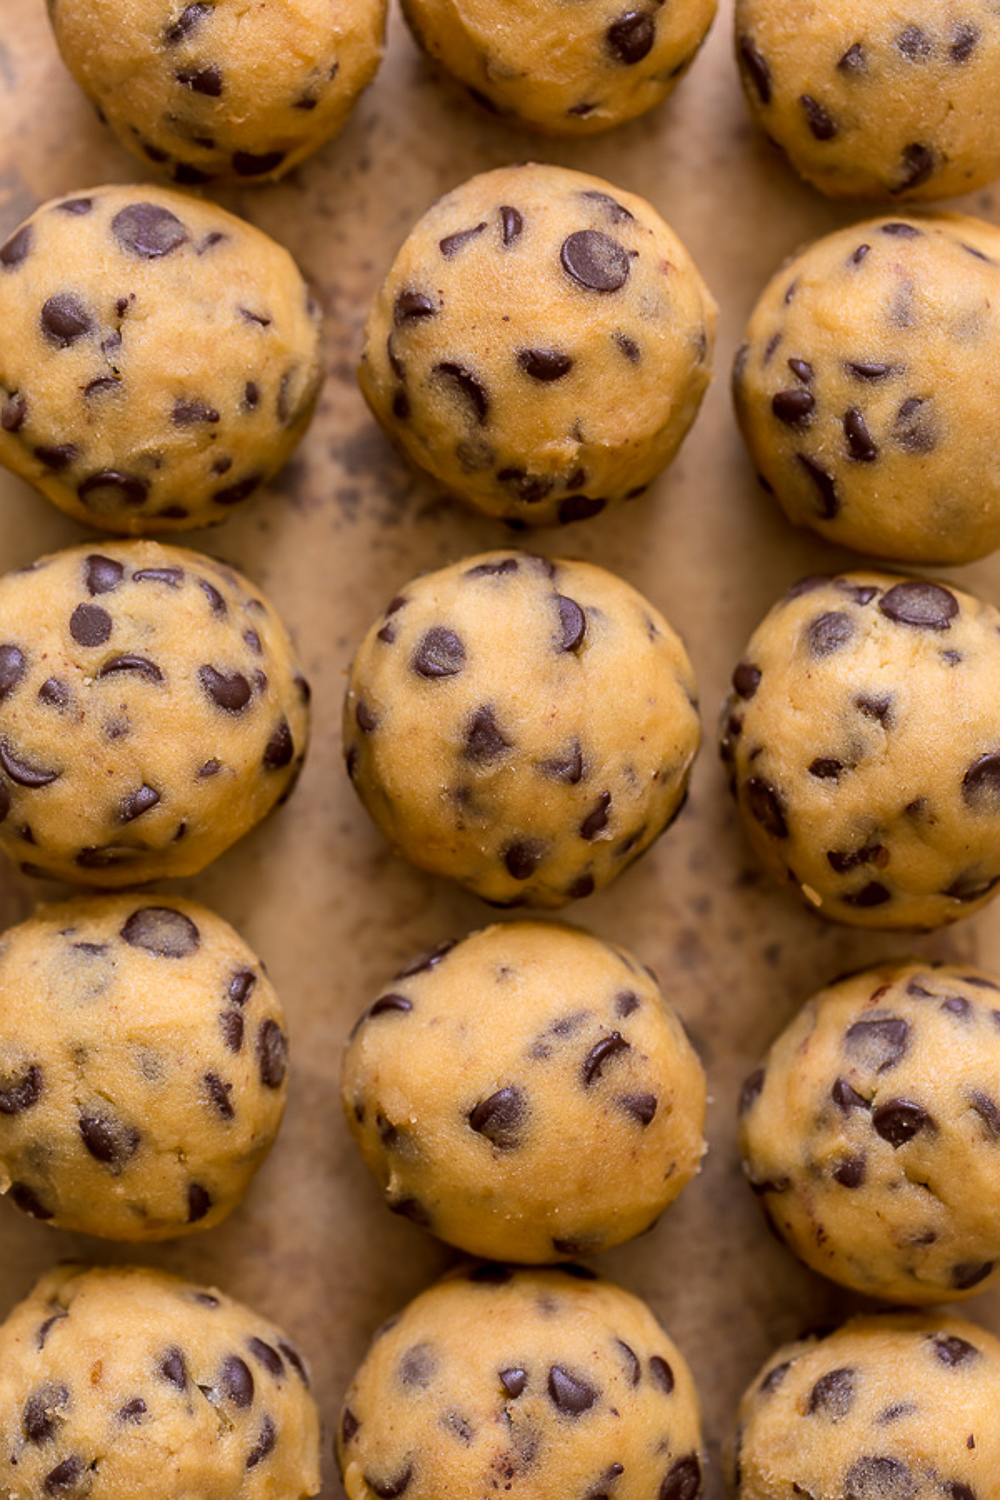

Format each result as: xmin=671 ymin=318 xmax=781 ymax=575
xmin=0 ymin=894 xmax=288 ymax=1240
xmin=733 ymin=1311 xmax=1000 ymax=1499
xmin=740 ymin=958 xmax=1000 ymax=1303
xmin=0 ymin=183 xmax=323 ymax=534
xmin=733 ymin=213 xmax=1000 ymax=565
xmin=734 ymin=0 xmax=1000 ymax=200
xmin=337 ymin=1264 xmax=704 ymax=1500
xmin=343 ymin=550 xmax=701 ymax=908
xmin=0 ymin=539 xmax=309 ymax=887
xmin=720 ymin=570 xmax=1000 ymax=929
xmin=402 ymin=0 xmax=716 ymax=134
xmin=341 ymin=922 xmax=706 ymax=1261
xmin=48 ymin=0 xmax=385 ymax=184
xmin=0 ymin=1263 xmax=321 ymax=1498
xmin=358 ymin=163 xmax=716 ymax=526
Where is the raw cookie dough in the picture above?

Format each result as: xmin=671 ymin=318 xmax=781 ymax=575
xmin=337 ymin=1263 xmax=704 ymax=1500
xmin=401 ymin=0 xmax=716 ymax=134
xmin=0 ymin=1263 xmax=321 ymax=1498
xmin=48 ymin=0 xmax=386 ymax=184
xmin=739 ymin=958 xmax=1000 ymax=1303
xmin=0 ymin=539 xmax=309 ymax=886
xmin=341 ymin=922 xmax=706 ymax=1261
xmin=359 ymin=163 xmax=716 ymax=526
xmin=732 ymin=1311 xmax=1000 ymax=1499
xmin=0 ymin=894 xmax=288 ymax=1240
xmin=720 ymin=571 xmax=1000 ymax=929
xmin=0 ymin=183 xmax=323 ymax=534
xmin=734 ymin=0 xmax=1000 ymax=199
xmin=343 ymin=550 xmax=701 ymax=908
xmin=733 ymin=213 xmax=1000 ymax=565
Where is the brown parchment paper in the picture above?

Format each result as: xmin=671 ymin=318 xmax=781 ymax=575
xmin=2 ymin=2 xmax=1000 ymax=1493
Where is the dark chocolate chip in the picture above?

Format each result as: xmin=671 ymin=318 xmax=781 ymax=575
xmin=800 ymin=95 xmax=838 ymax=139
xmin=847 ymin=362 xmax=894 ymax=381
xmin=580 ymin=791 xmax=611 ymax=840
xmin=738 ymin=36 xmax=771 ymax=102
xmin=439 ymin=223 xmax=487 ymax=258
xmin=43 ymin=1456 xmax=85 ymax=1494
xmin=434 ymin=361 xmax=489 ymax=422
xmin=649 ymin=1356 xmax=674 ymax=1393
xmin=952 ymin=1262 xmax=993 ymax=1290
xmin=807 ymin=611 xmax=854 ymax=656
xmin=257 ymin=1019 xmax=288 ymax=1088
xmin=159 ymin=1348 xmax=188 ymax=1389
xmin=559 ymin=494 xmax=607 ymax=523
xmin=199 ymin=665 xmax=252 ymax=712
xmin=69 ymin=603 xmax=112 ymax=646
xmin=872 ymin=1098 xmax=932 ymax=1146
xmin=933 ymin=1334 xmax=979 ymax=1367
xmin=561 ymin=231 xmax=630 ymax=293
xmin=833 ymin=1155 xmax=867 ymax=1188
xmin=838 ymin=42 xmax=866 ymax=72
xmin=744 ymin=777 xmax=788 ymax=838
xmin=518 ymin=348 xmax=573 ymax=382
xmin=808 ymin=1367 xmax=856 ymax=1418
xmin=204 ymin=1072 xmax=234 ymax=1120
xmin=246 ymin=1415 xmax=277 ymax=1470
xmin=499 ymin=1367 xmax=528 ymax=1397
xmin=845 ymin=1017 xmax=908 ymax=1071
xmin=896 ymin=23 xmax=931 ymax=59
xmin=84 ymin=555 xmax=124 ymax=595
xmin=412 ymin=627 xmax=465 ymax=679
xmin=548 ymin=1365 xmax=598 ymax=1415
xmin=832 ymin=1078 xmax=869 ymax=1110
xmin=844 ymin=408 xmax=878 ymax=462
xmin=951 ymin=23 xmax=979 ymax=62
xmin=112 ymin=203 xmax=189 ymax=258
xmin=879 ymin=581 xmax=957 ymax=630
xmin=0 ymin=225 xmax=32 ymax=269
xmin=220 ymin=1354 xmax=255 ymax=1407
xmin=500 ymin=207 xmax=523 ymax=246
xmin=962 ymin=755 xmax=1000 ymax=808
xmin=232 ymin=150 xmax=286 ymax=176
xmin=165 ymin=3 xmax=211 ymax=43
xmin=464 ymin=706 xmax=510 ymax=762
xmin=393 ymin=289 xmax=437 ymax=324
xmin=659 ymin=1455 xmax=702 ymax=1500
xmin=582 ymin=1031 xmax=630 ymax=1085
xmin=98 ymin=654 xmax=163 ymax=683
xmin=79 ymin=1110 xmax=140 ymax=1168
xmin=118 ymin=1397 xmax=146 ymax=1423
xmin=895 ymin=143 xmax=936 ymax=193
xmin=247 ymin=1338 xmax=284 ymax=1378
xmin=0 ymin=1063 xmax=42 ymax=1115
xmin=733 ymin=663 xmax=761 ymax=699
xmin=34 ymin=443 xmax=78 ymax=472
xmin=844 ymin=1457 xmax=915 ymax=1500
xmin=78 ymin=471 xmax=150 ymax=509
xmin=394 ymin=941 xmax=455 ymax=980
xmin=121 ymin=906 xmax=200 ymax=958
xmin=263 ymin=720 xmax=294 ymax=772
xmin=892 ymin=397 xmax=936 ymax=454
xmin=176 ymin=63 xmax=223 ymax=95
xmin=119 ymin=784 xmax=160 ymax=822
xmin=827 ymin=842 xmax=886 ymax=874
xmin=0 ymin=644 xmax=26 ymax=701
xmin=173 ymin=397 xmax=220 ymax=425
xmin=468 ymin=1086 xmax=527 ymax=1148
xmin=772 ymin=389 xmax=814 ymax=425
xmin=214 ymin=474 xmax=260 ymax=504
xmin=41 ymin=294 xmax=92 ymax=347
xmin=221 ymin=1010 xmax=245 ymax=1052
xmin=2 ymin=392 xmax=26 ymax=431
xmin=21 ymin=1376 xmax=63 ymax=1439
xmin=606 ymin=11 xmax=656 ymax=64
xmin=760 ymin=1361 xmax=792 ymax=1396
xmin=740 ymin=1069 xmax=765 ymax=1115
xmin=188 ymin=1183 xmax=212 ymax=1221
xmin=796 ymin=455 xmax=839 ymax=518
xmin=971 ymin=1091 xmax=1000 ymax=1138
xmin=364 ymin=1467 xmax=412 ymax=1499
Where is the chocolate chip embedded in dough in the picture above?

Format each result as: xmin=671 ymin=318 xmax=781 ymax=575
xmin=560 ymin=231 xmax=631 ymax=293
xmin=40 ymin=293 xmax=92 ymax=347
xmin=738 ymin=36 xmax=771 ymax=102
xmin=547 ymin=1365 xmax=598 ymax=1415
xmin=879 ymin=581 xmax=957 ymax=629
xmin=257 ymin=1018 xmax=288 ymax=1088
xmin=121 ymin=906 xmax=201 ymax=958
xmin=872 ymin=1098 xmax=933 ymax=1147
xmin=112 ymin=202 xmax=189 ymax=258
xmin=468 ymin=1086 xmax=527 ymax=1149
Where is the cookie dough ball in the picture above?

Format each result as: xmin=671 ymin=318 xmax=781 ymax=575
xmin=735 ymin=0 xmax=1000 ymax=200
xmin=402 ymin=0 xmax=716 ymax=134
xmin=359 ymin=164 xmax=716 ymax=526
xmin=733 ymin=214 xmax=1000 ymax=565
xmin=49 ymin=0 xmax=385 ymax=184
xmin=342 ymin=923 xmax=706 ymax=1261
xmin=0 ymin=1264 xmax=321 ymax=1498
xmin=740 ymin=958 xmax=1000 ymax=1302
xmin=0 ymin=539 xmax=309 ymax=886
xmin=0 ymin=184 xmax=323 ymax=534
xmin=720 ymin=571 xmax=1000 ymax=929
xmin=337 ymin=1264 xmax=704 ymax=1500
xmin=343 ymin=551 xmax=701 ymax=907
xmin=0 ymin=894 xmax=288 ymax=1240
xmin=733 ymin=1311 xmax=1000 ymax=1499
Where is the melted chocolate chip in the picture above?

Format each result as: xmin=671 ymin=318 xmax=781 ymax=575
xmin=561 ymin=231 xmax=630 ymax=293
xmin=112 ymin=203 xmax=189 ymax=258
xmin=121 ymin=906 xmax=200 ymax=958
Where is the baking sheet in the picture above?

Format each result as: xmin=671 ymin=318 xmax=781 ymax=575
xmin=2 ymin=2 xmax=1000 ymax=1494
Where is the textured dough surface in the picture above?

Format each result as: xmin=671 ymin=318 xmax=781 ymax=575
xmin=734 ymin=0 xmax=1000 ymax=199
xmin=49 ymin=0 xmax=386 ymax=183
xmin=341 ymin=922 xmax=706 ymax=1261
xmin=0 ymin=539 xmax=309 ymax=886
xmin=739 ymin=958 xmax=1000 ymax=1303
xmin=733 ymin=1311 xmax=1000 ymax=1499
xmin=343 ymin=550 xmax=701 ymax=908
xmin=0 ymin=1263 xmax=320 ymax=1499
xmin=0 ymin=894 xmax=288 ymax=1241
xmin=337 ymin=1264 xmax=704 ymax=1500
xmin=733 ymin=213 xmax=1000 ymax=565
xmin=0 ymin=183 xmax=323 ymax=533
xmin=402 ymin=0 xmax=717 ymax=134
xmin=359 ymin=163 xmax=716 ymax=526
xmin=720 ymin=570 xmax=1000 ymax=929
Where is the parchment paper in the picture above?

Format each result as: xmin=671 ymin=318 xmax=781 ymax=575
xmin=1 ymin=3 xmax=999 ymax=1493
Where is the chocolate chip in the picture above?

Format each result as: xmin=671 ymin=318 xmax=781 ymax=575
xmin=582 ymin=1031 xmax=630 ymax=1085
xmin=833 ymin=1155 xmax=867 ymax=1187
xmin=934 ymin=1334 xmax=979 ymax=1366
xmin=760 ymin=1361 xmax=792 ymax=1396
xmin=838 ymin=42 xmax=866 ymax=72
xmin=844 ymin=1457 xmax=914 ymax=1500
xmin=40 ymin=293 xmax=91 ymax=347
xmin=0 ymin=225 xmax=31 ymax=268
xmin=23 ymin=1383 xmax=68 ymax=1445
xmin=896 ymin=23 xmax=931 ymax=59
xmin=806 ymin=1366 xmax=856 ymax=1419
xmin=796 ymin=455 xmax=839 ymax=517
xmin=188 ymin=1183 xmax=212 ymax=1221
xmin=772 ymin=389 xmax=814 ymax=425
xmin=160 ymin=1348 xmax=188 ymax=1389
xmin=807 ymin=611 xmax=854 ymax=656
xmin=649 ymin=1356 xmax=674 ymax=1393
xmin=961 ymin=754 xmax=1000 ymax=808
xmin=879 ymin=581 xmax=957 ymax=629
xmin=97 ymin=654 xmax=164 ymax=685
xmin=257 ymin=1019 xmax=287 ymax=1088
xmin=79 ymin=1110 xmax=140 ymax=1168
xmin=0 ymin=1061 xmax=42 ymax=1115
xmin=112 ymin=203 xmax=189 ymax=258
xmin=892 ymin=396 xmax=936 ymax=454
xmin=738 ymin=36 xmax=771 ymax=102
xmin=845 ymin=1017 xmax=908 ymax=1071
xmin=412 ymin=627 xmax=465 ymax=679
xmin=951 ymin=23 xmax=979 ymax=61
xmin=78 ymin=471 xmax=150 ymax=510
xmin=433 ymin=361 xmax=489 ymax=422
xmin=2 ymin=391 xmax=26 ymax=431
xmin=119 ymin=784 xmax=160 ymax=823
xmin=548 ymin=1365 xmax=598 ymax=1415
xmin=394 ymin=289 xmax=437 ymax=324
xmin=0 ymin=645 xmax=27 ymax=705
xmin=176 ymin=63 xmax=223 ymax=95
xmin=732 ymin=663 xmax=761 ymax=700
xmin=580 ymin=791 xmax=611 ymax=840
xmin=856 ymin=693 xmax=893 ymax=727
xmin=173 ymin=397 xmax=220 ymax=425
xmin=561 ymin=231 xmax=630 ymax=293
xmin=872 ymin=1098 xmax=932 ymax=1146
xmin=468 ymin=1085 xmax=527 ymax=1148
xmin=827 ymin=842 xmax=886 ymax=874
xmin=744 ymin=777 xmax=788 ymax=838
xmin=952 ymin=1262 xmax=993 ymax=1290
xmin=499 ymin=1367 xmax=528 ymax=1397
xmin=121 ymin=906 xmax=200 ymax=958
xmin=439 ymin=223 xmax=487 ymax=258
xmin=559 ymin=494 xmax=607 ymax=523
xmin=84 ymin=555 xmax=124 ymax=595
xmin=832 ymin=1077 xmax=869 ymax=1110
xmin=220 ymin=1010 xmax=245 ymax=1053
xmin=232 ymin=149 xmax=286 ymax=176
xmin=199 ymin=665 xmax=252 ymax=712
xmin=220 ymin=1354 xmax=255 ymax=1408
xmin=659 ymin=1455 xmax=702 ymax=1500
xmin=67 ymin=602 xmax=113 ymax=648
xmin=518 ymin=348 xmax=573 ymax=382
xmin=394 ymin=941 xmax=455 ymax=980
xmin=847 ymin=362 xmax=894 ymax=381
xmin=34 ymin=443 xmax=78 ymax=472
xmin=739 ymin=1069 xmax=765 ymax=1116
xmin=971 ymin=1091 xmax=1000 ymax=1138
xmin=364 ymin=1467 xmax=413 ymax=1499
xmin=260 ymin=719 xmax=293 ymax=772
xmin=500 ymin=207 xmax=523 ymax=246
xmin=895 ymin=143 xmax=935 ymax=193
xmin=800 ymin=94 xmax=838 ymax=139
xmin=204 ymin=1072 xmax=234 ymax=1120
xmin=43 ymin=1456 xmax=86 ymax=1494
xmin=464 ymin=706 xmax=510 ymax=762
xmin=246 ymin=1415 xmax=277 ymax=1470
xmin=247 ymin=1338 xmax=284 ymax=1378
xmin=844 ymin=408 xmax=878 ymax=462
xmin=118 ymin=1398 xmax=147 ymax=1422
xmin=606 ymin=11 xmax=655 ymax=64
